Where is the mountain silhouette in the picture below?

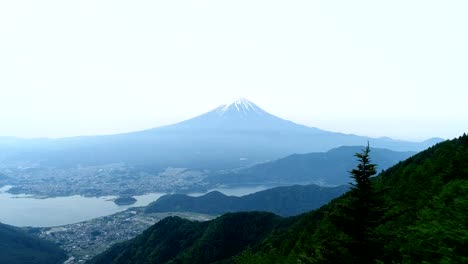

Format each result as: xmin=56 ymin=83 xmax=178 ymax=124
xmin=0 ymin=98 xmax=442 ymax=169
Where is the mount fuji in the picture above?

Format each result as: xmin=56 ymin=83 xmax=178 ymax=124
xmin=155 ymin=98 xmax=322 ymax=132
xmin=0 ymin=98 xmax=442 ymax=169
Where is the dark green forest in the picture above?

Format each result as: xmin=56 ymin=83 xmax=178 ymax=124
xmin=88 ymin=212 xmax=282 ymax=264
xmin=89 ymin=134 xmax=468 ymax=263
xmin=0 ymin=223 xmax=67 ymax=264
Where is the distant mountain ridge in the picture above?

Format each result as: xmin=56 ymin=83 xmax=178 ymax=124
xmin=0 ymin=98 xmax=443 ymax=169
xmin=145 ymin=184 xmax=349 ymax=216
xmin=207 ymin=146 xmax=416 ymax=186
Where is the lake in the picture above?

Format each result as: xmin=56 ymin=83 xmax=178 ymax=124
xmin=0 ymin=185 xmax=269 ymax=227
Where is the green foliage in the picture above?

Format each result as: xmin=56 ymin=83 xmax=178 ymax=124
xmin=350 ymin=144 xmax=377 ymax=192
xmin=0 ymin=223 xmax=67 ymax=264
xmin=88 ymin=212 xmax=281 ymax=264
xmin=399 ymin=180 xmax=468 ymax=263
xmin=342 ymin=145 xmax=384 ymax=263
xmin=375 ymin=135 xmax=468 ymax=263
xmin=88 ymin=216 xmax=206 ymax=264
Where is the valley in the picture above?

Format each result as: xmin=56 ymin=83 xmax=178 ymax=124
xmin=0 ymin=145 xmax=416 ymax=201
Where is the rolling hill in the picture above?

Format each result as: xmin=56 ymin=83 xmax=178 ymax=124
xmin=145 ymin=184 xmax=349 ymax=216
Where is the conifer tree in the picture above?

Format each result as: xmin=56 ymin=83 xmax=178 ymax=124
xmin=346 ymin=143 xmax=383 ymax=263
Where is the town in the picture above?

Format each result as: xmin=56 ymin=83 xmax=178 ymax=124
xmin=0 ymin=165 xmax=210 ymax=197
xmin=32 ymin=207 xmax=213 ymax=263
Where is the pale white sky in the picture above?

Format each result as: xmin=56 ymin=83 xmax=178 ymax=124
xmin=0 ymin=0 xmax=467 ymax=140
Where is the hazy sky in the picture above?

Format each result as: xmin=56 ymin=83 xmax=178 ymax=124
xmin=0 ymin=1 xmax=467 ymax=140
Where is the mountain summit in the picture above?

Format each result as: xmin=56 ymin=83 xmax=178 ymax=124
xmin=215 ymin=98 xmax=267 ymax=118
xmin=163 ymin=98 xmax=317 ymax=132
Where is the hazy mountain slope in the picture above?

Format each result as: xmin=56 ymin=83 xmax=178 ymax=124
xmin=145 ymin=184 xmax=349 ymax=216
xmin=208 ymin=146 xmax=415 ymax=186
xmin=89 ymin=134 xmax=467 ymax=264
xmin=0 ymin=223 xmax=67 ymax=264
xmin=1 ymin=99 xmax=442 ymax=169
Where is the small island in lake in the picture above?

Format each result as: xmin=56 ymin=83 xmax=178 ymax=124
xmin=113 ymin=196 xmax=137 ymax=206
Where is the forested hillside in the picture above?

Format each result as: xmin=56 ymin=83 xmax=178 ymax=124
xmin=87 ymin=212 xmax=281 ymax=264
xmin=236 ymin=135 xmax=468 ymax=263
xmin=89 ymin=134 xmax=468 ymax=264
xmin=145 ymin=184 xmax=349 ymax=216
xmin=0 ymin=223 xmax=67 ymax=264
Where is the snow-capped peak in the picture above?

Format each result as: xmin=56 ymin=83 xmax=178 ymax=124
xmin=215 ymin=98 xmax=265 ymax=117
xmin=224 ymin=98 xmax=257 ymax=111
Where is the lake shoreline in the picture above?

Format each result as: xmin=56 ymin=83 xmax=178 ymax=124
xmin=0 ymin=185 xmax=271 ymax=227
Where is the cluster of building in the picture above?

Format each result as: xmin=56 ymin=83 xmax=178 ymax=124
xmin=0 ymin=165 xmax=209 ymax=197
xmin=38 ymin=208 xmax=213 ymax=263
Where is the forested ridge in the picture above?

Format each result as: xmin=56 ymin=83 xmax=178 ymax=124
xmin=0 ymin=223 xmax=67 ymax=264
xmin=88 ymin=212 xmax=281 ymax=264
xmin=145 ymin=184 xmax=349 ymax=217
xmin=89 ymin=134 xmax=468 ymax=263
